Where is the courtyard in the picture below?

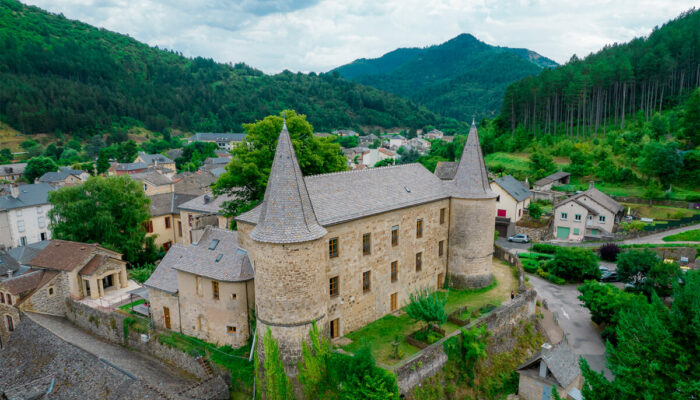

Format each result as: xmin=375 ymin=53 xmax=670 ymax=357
xmin=339 ymin=260 xmax=519 ymax=366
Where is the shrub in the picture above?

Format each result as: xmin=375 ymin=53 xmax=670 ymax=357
xmin=532 ymin=243 xmax=557 ymax=254
xmin=521 ymin=259 xmax=538 ymax=273
xmin=404 ymin=288 xmax=447 ymax=333
xmin=599 ymin=243 xmax=621 ymax=262
xmin=547 ymin=247 xmax=600 ymax=282
xmin=528 ymin=202 xmax=543 ymax=219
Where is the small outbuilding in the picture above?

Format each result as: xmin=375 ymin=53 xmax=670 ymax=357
xmin=516 ymin=342 xmax=583 ymax=400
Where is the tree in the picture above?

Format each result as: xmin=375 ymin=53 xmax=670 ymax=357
xmin=638 ymin=141 xmax=682 ymax=183
xmin=616 ymin=249 xmax=658 ymax=285
xmin=336 ymin=135 xmax=359 ymax=149
xmin=86 ymin=134 xmax=105 ymax=158
xmin=214 ymin=111 xmax=347 ymax=217
xmin=337 ymin=346 xmax=400 ymax=400
xmin=528 ymin=151 xmax=557 ymax=180
xmin=568 ymin=150 xmax=592 ymax=177
xmin=117 ymin=140 xmax=138 ymax=163
xmin=578 ymin=281 xmax=640 ymax=326
xmin=24 ymin=156 xmax=58 ymax=182
xmin=369 ymin=138 xmax=382 ymax=149
xmin=374 ymin=158 xmax=395 ymax=167
xmin=404 ymin=287 xmax=447 ymax=333
xmin=298 ymin=322 xmax=331 ymax=399
xmin=0 ymin=148 xmax=12 ymax=164
xmin=683 ymin=87 xmax=700 ymax=146
xmin=527 ymin=202 xmax=543 ymax=219
xmin=547 ymin=247 xmax=599 ymax=281
xmin=262 ymin=328 xmax=294 ymax=400
xmin=48 ymin=176 xmax=155 ymax=264
xmin=96 ymin=150 xmax=110 ymax=175
xmin=443 ymin=325 xmax=489 ymax=383
xmin=175 ymin=141 xmax=217 ymax=171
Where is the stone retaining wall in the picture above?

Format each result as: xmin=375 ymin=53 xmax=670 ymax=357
xmin=392 ymin=289 xmax=537 ymax=393
xmin=494 ymin=243 xmax=526 ymax=292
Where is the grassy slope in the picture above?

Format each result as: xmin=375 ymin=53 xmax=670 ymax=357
xmin=663 ymin=229 xmax=700 ymax=242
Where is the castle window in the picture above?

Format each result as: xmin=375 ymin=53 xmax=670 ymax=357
xmin=391 ymin=261 xmax=398 ymax=282
xmin=6 ymin=294 xmax=11 ymax=305
xmin=329 ymin=238 xmax=339 ymax=258
xmin=330 ymin=276 xmax=339 ymax=297
xmin=0 ymin=292 xmax=4 ymax=304
xmin=6 ymin=315 xmax=14 ymax=332
xmin=362 ymin=233 xmax=371 ymax=255
xmin=227 ymin=325 xmax=237 ymax=334
xmin=48 ymin=287 xmax=54 ymax=296
xmin=165 ymin=217 xmax=171 ymax=229
xmin=231 ymin=293 xmax=237 ymax=300
xmin=391 ymin=226 xmax=399 ymax=246
xmin=415 ymin=252 xmax=422 ymax=272
xmin=362 ymin=271 xmax=371 ymax=293
xmin=330 ymin=318 xmax=339 ymax=339
xmin=440 ymin=208 xmax=446 ymax=224
xmin=416 ymin=219 xmax=423 ymax=238
xmin=212 ymin=281 xmax=220 ymax=300
xmin=439 ymin=240 xmax=444 ymax=257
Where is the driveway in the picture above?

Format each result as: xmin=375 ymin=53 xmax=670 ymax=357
xmin=496 ymin=237 xmax=532 ymax=253
xmin=527 ymin=275 xmax=612 ymax=379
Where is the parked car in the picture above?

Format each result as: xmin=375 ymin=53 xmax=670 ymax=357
xmin=507 ymin=234 xmax=530 ymax=243
xmin=600 ymin=270 xmax=619 ymax=282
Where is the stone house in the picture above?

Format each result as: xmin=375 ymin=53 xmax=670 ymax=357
xmin=145 ymin=227 xmax=254 ymax=347
xmin=516 ymin=342 xmax=583 ymax=400
xmin=0 ymin=163 xmax=27 ymax=183
xmin=235 ymin=120 xmax=496 ymax=365
xmin=552 ymin=182 xmax=624 ymax=241
xmin=362 ymin=147 xmax=397 ymax=167
xmin=37 ymin=167 xmax=89 ymax=187
xmin=408 ymin=137 xmax=431 ymax=152
xmin=173 ymin=170 xmax=218 ymax=196
xmin=332 ymin=129 xmax=359 ymax=137
xmin=0 ymin=183 xmax=54 ymax=248
xmin=107 ymin=161 xmax=148 ymax=176
xmin=135 ymin=152 xmax=177 ymax=172
xmin=131 ymin=170 xmax=175 ymax=195
xmin=533 ymin=171 xmax=571 ymax=191
xmin=178 ymin=193 xmax=235 ymax=245
xmin=423 ymin=129 xmax=444 ymax=140
xmin=187 ymin=133 xmax=247 ymax=151
xmin=491 ymin=175 xmax=531 ymax=238
xmin=146 ymin=192 xmax=198 ymax=250
xmin=359 ymin=133 xmax=379 ymax=145
xmin=388 ymin=135 xmax=407 ymax=149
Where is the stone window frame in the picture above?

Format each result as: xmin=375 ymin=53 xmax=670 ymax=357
xmin=416 ymin=219 xmax=423 ymax=238
xmin=212 ymin=281 xmax=220 ymax=300
xmin=391 ymin=261 xmax=398 ymax=282
xmin=226 ymin=325 xmax=237 ymax=335
xmin=391 ymin=225 xmax=399 ymax=246
xmin=575 ymin=214 xmax=582 ymax=222
xmin=362 ymin=233 xmax=371 ymax=255
xmin=415 ymin=252 xmax=422 ymax=272
xmin=439 ymin=240 xmax=444 ymax=257
xmin=329 ymin=276 xmax=339 ymax=297
xmin=440 ymin=208 xmax=446 ymax=224
xmin=329 ymin=237 xmax=339 ymax=258
xmin=362 ymin=271 xmax=371 ymax=293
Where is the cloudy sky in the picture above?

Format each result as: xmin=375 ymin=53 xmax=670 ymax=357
xmin=24 ymin=0 xmax=698 ymax=73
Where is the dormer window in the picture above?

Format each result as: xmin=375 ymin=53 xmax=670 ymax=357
xmin=209 ymin=239 xmax=220 ymax=250
xmin=216 ymin=254 xmax=223 ymax=262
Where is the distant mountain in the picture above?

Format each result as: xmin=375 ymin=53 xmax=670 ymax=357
xmin=0 ymin=0 xmax=453 ymax=139
xmin=333 ymin=34 xmax=557 ymax=121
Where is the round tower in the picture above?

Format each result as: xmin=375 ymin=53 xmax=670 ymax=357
xmin=447 ymin=121 xmax=497 ymax=289
xmin=248 ymin=120 xmax=328 ymax=370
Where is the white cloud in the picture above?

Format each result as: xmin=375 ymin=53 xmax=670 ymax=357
xmin=24 ymin=0 xmax=698 ymax=73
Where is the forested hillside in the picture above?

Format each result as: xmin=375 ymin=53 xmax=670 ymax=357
xmin=498 ymin=8 xmax=700 ymax=141
xmin=0 ymin=0 xmax=453 ymax=140
xmin=333 ymin=34 xmax=557 ymax=121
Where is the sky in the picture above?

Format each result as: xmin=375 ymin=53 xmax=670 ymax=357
xmin=24 ymin=0 xmax=699 ymax=74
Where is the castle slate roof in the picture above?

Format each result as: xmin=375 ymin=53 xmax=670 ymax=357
xmin=178 ymin=192 xmax=236 ymax=214
xmin=249 ymin=122 xmax=327 ymax=243
xmin=171 ymin=227 xmax=253 ymax=282
xmin=0 ymin=183 xmax=53 ymax=211
xmin=7 ymin=241 xmax=50 ymax=265
xmin=238 ymin=163 xmax=449 ymax=227
xmin=448 ymin=122 xmax=496 ymax=199
xmin=517 ymin=342 xmax=581 ymax=388
xmin=113 ymin=162 xmax=148 ymax=171
xmin=494 ymin=175 xmax=530 ymax=202
xmin=144 ymin=245 xmax=188 ymax=294
xmin=434 ymin=161 xmax=458 ymax=180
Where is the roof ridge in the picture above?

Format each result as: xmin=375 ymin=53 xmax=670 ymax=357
xmin=305 ymin=163 xmax=421 ymax=180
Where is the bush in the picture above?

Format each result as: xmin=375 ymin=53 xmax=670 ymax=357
xmin=547 ymin=247 xmax=600 ymax=282
xmin=599 ymin=243 xmax=621 ymax=262
xmin=532 ymin=243 xmax=557 ymax=254
xmin=528 ymin=202 xmax=543 ymax=219
xmin=521 ymin=259 xmax=539 ymax=273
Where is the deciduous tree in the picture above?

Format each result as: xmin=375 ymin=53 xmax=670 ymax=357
xmin=24 ymin=156 xmax=58 ymax=182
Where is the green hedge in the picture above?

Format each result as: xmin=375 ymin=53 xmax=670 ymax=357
xmin=531 ymin=243 xmax=558 ymax=254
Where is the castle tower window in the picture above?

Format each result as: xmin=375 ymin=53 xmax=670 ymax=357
xmin=362 ymin=271 xmax=371 ymax=293
xmin=330 ymin=276 xmax=339 ymax=297
xmin=362 ymin=233 xmax=371 ymax=255
xmin=212 ymin=281 xmax=220 ymax=300
xmin=391 ymin=226 xmax=399 ymax=246
xmin=439 ymin=240 xmax=444 ymax=257
xmin=329 ymin=238 xmax=339 ymax=258
xmin=227 ymin=325 xmax=237 ymax=334
xmin=416 ymin=219 xmax=423 ymax=238
xmin=415 ymin=252 xmax=422 ymax=272
xmin=391 ymin=261 xmax=398 ymax=282
xmin=440 ymin=208 xmax=446 ymax=224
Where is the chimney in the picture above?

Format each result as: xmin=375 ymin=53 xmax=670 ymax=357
xmin=203 ymin=195 xmax=211 ymax=205
xmin=589 ymin=181 xmax=595 ymax=190
xmin=10 ymin=185 xmax=19 ymax=199
xmin=524 ymin=176 xmax=530 ymax=188
xmin=539 ymin=360 xmax=547 ymax=378
xmin=7 ymin=270 xmax=13 ymax=279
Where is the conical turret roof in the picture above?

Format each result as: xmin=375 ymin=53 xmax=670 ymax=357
xmin=449 ymin=121 xmax=497 ymax=199
xmin=250 ymin=121 xmax=327 ymax=243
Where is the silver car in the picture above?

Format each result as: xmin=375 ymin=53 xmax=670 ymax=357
xmin=507 ymin=233 xmax=530 ymax=243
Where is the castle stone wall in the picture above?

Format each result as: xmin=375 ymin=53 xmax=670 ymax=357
xmin=448 ymin=197 xmax=496 ymax=288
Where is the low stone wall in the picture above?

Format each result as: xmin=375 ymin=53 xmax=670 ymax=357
xmin=393 ymin=289 xmax=537 ymax=393
xmin=64 ymin=299 xmax=220 ymax=380
xmin=494 ymin=243 xmax=525 ymax=292
xmin=515 ymin=224 xmax=550 ymax=241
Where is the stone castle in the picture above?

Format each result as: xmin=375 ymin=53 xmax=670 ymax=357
xmin=146 ymin=119 xmax=496 ymax=368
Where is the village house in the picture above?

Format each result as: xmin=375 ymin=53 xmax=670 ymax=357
xmin=423 ymin=129 xmax=444 ymax=140
xmin=145 ymin=226 xmax=254 ymax=347
xmin=134 ymin=152 xmax=177 ymax=172
xmin=362 ymin=147 xmax=397 ymax=167
xmin=516 ymin=342 xmax=583 ymax=400
xmin=408 ymin=137 xmax=431 ymax=152
xmin=332 ymin=129 xmax=359 ymax=137
xmin=187 ymin=133 xmax=247 ymax=151
xmin=202 ymin=156 xmax=232 ymax=170
xmin=533 ymin=171 xmax=571 ymax=191
xmin=107 ymin=161 xmax=148 ymax=176
xmin=491 ymin=175 xmax=531 ymax=238
xmin=0 ymin=183 xmax=53 ymax=249
xmin=37 ymin=167 xmax=90 ymax=187
xmin=387 ymin=135 xmax=408 ymax=149
xmin=552 ymin=182 xmax=624 ymax=241
xmin=146 ymin=192 xmax=198 ymax=250
xmin=0 ymin=241 xmax=128 ymax=347
xmin=0 ymin=163 xmax=26 ymax=183
xmin=178 ymin=193 xmax=235 ymax=245
xmin=173 ymin=170 xmax=218 ymax=196
xmin=130 ymin=169 xmax=175 ymax=195
xmin=359 ymin=133 xmax=379 ymax=145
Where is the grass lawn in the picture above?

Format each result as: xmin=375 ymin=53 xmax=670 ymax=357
xmin=663 ymin=229 xmax=700 ymax=242
xmin=621 ymin=203 xmax=699 ymax=220
xmin=340 ymin=260 xmax=517 ymax=366
xmin=485 ymin=153 xmax=530 ymax=175
xmin=118 ymin=299 xmax=146 ymax=311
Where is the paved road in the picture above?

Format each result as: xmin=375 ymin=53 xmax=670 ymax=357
xmin=527 ymin=275 xmax=612 ymax=379
xmin=26 ymin=312 xmax=196 ymax=392
xmin=621 ymin=223 xmax=699 ymax=244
